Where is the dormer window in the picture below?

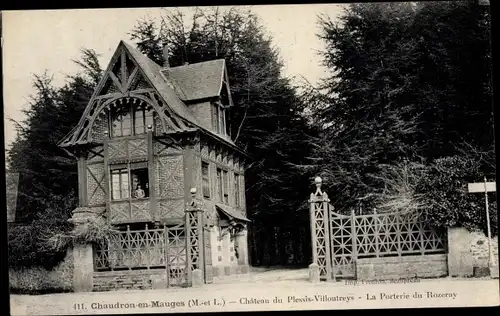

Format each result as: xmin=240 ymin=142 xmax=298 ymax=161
xmin=110 ymin=99 xmax=155 ymax=137
xmin=211 ymin=102 xmax=230 ymax=137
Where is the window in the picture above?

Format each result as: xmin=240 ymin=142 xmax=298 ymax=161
xmin=211 ymin=103 xmax=228 ymax=136
xmin=202 ymin=161 xmax=210 ymax=198
xmin=111 ymin=110 xmax=132 ymax=137
xmin=216 ymin=168 xmax=223 ymax=202
xmin=110 ymin=100 xmax=155 ymax=137
xmin=225 ymin=110 xmax=231 ymax=136
xmin=219 ymin=107 xmax=225 ymax=135
xmin=110 ymin=162 xmax=149 ymax=201
xmin=111 ymin=168 xmax=129 ymax=200
xmin=234 ymin=173 xmax=240 ymax=207
xmin=212 ymin=104 xmax=219 ymax=134
xmin=134 ymin=109 xmax=154 ymax=135
xmin=222 ymin=170 xmax=229 ymax=204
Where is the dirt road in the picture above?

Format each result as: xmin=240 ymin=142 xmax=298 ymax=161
xmin=10 ymin=269 xmax=499 ymax=315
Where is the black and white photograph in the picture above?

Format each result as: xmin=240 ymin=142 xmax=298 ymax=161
xmin=3 ymin=2 xmax=499 ymax=314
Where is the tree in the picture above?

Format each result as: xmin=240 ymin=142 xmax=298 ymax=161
xmin=304 ymin=1 xmax=494 ymax=216
xmin=302 ymin=2 xmax=422 ymax=212
xmin=129 ymin=7 xmax=318 ymax=265
xmin=130 ymin=7 xmax=316 ymax=220
xmin=7 ymin=49 xmax=102 ymax=269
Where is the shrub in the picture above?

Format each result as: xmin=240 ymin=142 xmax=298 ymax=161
xmin=9 ymin=251 xmax=73 ymax=294
xmin=371 ymin=160 xmax=430 ymax=214
xmin=417 ymin=155 xmax=497 ymax=236
xmin=8 ymin=192 xmax=75 ymax=270
xmin=372 ymin=155 xmax=497 ymax=236
xmin=46 ymin=215 xmax=120 ymax=251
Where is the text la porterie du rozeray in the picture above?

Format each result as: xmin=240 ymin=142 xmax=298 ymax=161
xmin=366 ymin=291 xmax=458 ymax=301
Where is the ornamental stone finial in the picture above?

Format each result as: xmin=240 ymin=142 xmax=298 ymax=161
xmin=313 ymin=176 xmax=323 ymax=196
xmin=190 ymin=187 xmax=197 ymax=197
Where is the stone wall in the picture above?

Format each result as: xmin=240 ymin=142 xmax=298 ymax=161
xmin=356 ymin=254 xmax=448 ymax=281
xmin=470 ymin=230 xmax=499 ymax=268
xmin=9 ymin=251 xmax=73 ymax=293
xmin=447 ymin=227 xmax=499 ymax=278
xmin=93 ymin=269 xmax=172 ymax=292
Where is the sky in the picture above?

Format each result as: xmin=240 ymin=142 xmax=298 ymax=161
xmin=2 ymin=4 xmax=346 ymax=151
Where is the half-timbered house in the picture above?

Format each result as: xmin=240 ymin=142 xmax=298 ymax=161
xmin=58 ymin=41 xmax=251 ymax=291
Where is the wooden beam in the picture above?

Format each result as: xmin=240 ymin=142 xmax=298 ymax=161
xmin=148 ymin=130 xmax=158 ymax=222
xmin=77 ymin=155 xmax=87 ymax=206
xmin=121 ymin=50 xmax=127 ymax=88
xmin=109 ymin=72 xmax=123 ymax=94
xmin=125 ymin=66 xmax=139 ymax=91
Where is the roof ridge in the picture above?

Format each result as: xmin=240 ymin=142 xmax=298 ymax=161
xmin=165 ymin=58 xmax=225 ymax=70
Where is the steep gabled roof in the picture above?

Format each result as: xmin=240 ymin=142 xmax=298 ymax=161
xmin=121 ymin=42 xmax=200 ymax=125
xmin=58 ymin=41 xmax=244 ymax=154
xmin=162 ymin=59 xmax=232 ymax=104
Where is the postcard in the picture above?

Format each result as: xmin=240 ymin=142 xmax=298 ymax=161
xmin=3 ymin=2 xmax=499 ymax=315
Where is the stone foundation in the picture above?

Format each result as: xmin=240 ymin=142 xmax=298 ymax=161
xmin=356 ymin=254 xmax=448 ymax=281
xmin=213 ymin=265 xmax=249 ymax=277
xmin=93 ymin=269 xmax=176 ymax=292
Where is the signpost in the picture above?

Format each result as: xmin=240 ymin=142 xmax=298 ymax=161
xmin=468 ymin=177 xmax=496 ymax=273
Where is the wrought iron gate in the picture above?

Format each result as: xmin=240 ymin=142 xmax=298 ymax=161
xmin=94 ymin=195 xmax=211 ymax=287
xmin=309 ymin=177 xmax=447 ymax=281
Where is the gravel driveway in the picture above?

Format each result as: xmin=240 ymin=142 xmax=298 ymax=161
xmin=10 ymin=268 xmax=499 ymax=315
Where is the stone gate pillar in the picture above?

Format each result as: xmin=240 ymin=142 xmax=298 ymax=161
xmin=309 ymin=177 xmax=332 ymax=281
xmin=68 ymin=207 xmax=103 ymax=292
xmin=235 ymin=226 xmax=250 ymax=274
xmin=185 ymin=188 xmax=205 ymax=287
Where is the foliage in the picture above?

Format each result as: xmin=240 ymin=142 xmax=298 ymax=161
xmin=418 ymin=154 xmax=497 ymax=236
xmin=371 ymin=160 xmax=430 ymax=214
xmin=369 ymin=151 xmax=497 ymax=236
xmin=9 ymin=251 xmax=73 ymax=294
xmin=8 ymin=191 xmax=75 ymax=269
xmin=129 ymin=7 xmax=317 ymax=225
xmin=7 ymin=49 xmax=102 ymax=269
xmin=303 ymin=1 xmax=494 ymax=219
xmin=46 ymin=215 xmax=120 ymax=252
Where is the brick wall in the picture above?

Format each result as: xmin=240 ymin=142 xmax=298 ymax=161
xmin=199 ymin=142 xmax=247 ymax=216
xmin=87 ymin=163 xmax=106 ymax=205
xmin=93 ymin=269 xmax=172 ymax=292
xmin=156 ymin=155 xmax=184 ymax=199
xmin=356 ymin=254 xmax=448 ymax=281
xmin=90 ymin=113 xmax=108 ymax=142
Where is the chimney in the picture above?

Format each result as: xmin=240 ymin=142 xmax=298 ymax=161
xmin=162 ymin=43 xmax=170 ymax=68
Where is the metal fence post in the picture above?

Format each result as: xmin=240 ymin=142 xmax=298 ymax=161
xmin=351 ymin=209 xmax=357 ymax=279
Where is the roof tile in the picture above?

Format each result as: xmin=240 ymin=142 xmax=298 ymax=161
xmin=161 ymin=59 xmax=225 ymax=102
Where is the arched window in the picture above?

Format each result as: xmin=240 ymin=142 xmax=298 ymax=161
xmin=110 ymin=99 xmax=155 ymax=137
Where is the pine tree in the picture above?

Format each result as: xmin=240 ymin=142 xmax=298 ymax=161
xmin=7 ymin=49 xmax=102 ymax=268
xmin=129 ymin=8 xmax=317 ymax=265
xmin=304 ymin=1 xmax=493 ymax=214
